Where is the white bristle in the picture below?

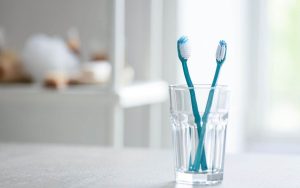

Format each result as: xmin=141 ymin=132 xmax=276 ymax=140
xmin=179 ymin=41 xmax=191 ymax=59
xmin=216 ymin=45 xmax=222 ymax=61
xmin=216 ymin=43 xmax=226 ymax=61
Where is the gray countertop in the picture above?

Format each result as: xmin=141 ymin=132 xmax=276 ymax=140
xmin=0 ymin=143 xmax=300 ymax=188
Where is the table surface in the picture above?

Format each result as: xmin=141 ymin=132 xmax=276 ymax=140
xmin=1 ymin=143 xmax=300 ymax=188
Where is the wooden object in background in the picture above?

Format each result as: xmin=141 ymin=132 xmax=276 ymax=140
xmin=0 ymin=50 xmax=30 ymax=83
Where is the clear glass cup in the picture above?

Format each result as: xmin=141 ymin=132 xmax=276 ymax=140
xmin=169 ymin=84 xmax=230 ymax=185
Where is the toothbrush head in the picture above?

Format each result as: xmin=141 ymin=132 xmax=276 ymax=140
xmin=177 ymin=36 xmax=191 ymax=62
xmin=216 ymin=40 xmax=227 ymax=64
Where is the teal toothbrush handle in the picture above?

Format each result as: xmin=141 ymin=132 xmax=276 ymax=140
xmin=192 ymin=63 xmax=221 ymax=171
xmin=181 ymin=61 xmax=208 ymax=171
xmin=181 ymin=61 xmax=200 ymax=122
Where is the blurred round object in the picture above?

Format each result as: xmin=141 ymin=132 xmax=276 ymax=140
xmin=22 ymin=34 xmax=79 ymax=83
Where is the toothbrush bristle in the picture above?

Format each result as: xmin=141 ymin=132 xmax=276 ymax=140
xmin=216 ymin=40 xmax=227 ymax=62
xmin=178 ymin=36 xmax=191 ymax=60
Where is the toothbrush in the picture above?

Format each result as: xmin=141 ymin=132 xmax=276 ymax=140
xmin=177 ymin=36 xmax=208 ymax=171
xmin=192 ymin=40 xmax=227 ymax=171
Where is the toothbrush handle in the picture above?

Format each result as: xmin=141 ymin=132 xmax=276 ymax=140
xmin=192 ymin=90 xmax=214 ymax=171
xmin=182 ymin=61 xmax=208 ymax=171
xmin=182 ymin=61 xmax=200 ymax=122
xmin=193 ymin=63 xmax=221 ymax=171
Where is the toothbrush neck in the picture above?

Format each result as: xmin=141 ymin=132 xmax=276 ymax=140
xmin=212 ymin=63 xmax=222 ymax=87
xmin=181 ymin=61 xmax=194 ymax=87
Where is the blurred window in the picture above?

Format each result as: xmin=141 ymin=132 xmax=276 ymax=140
xmin=267 ymin=0 xmax=300 ymax=137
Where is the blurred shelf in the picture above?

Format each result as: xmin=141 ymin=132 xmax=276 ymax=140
xmin=0 ymin=83 xmax=110 ymax=95
xmin=0 ymin=80 xmax=168 ymax=108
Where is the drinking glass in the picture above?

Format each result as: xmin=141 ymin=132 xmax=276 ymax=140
xmin=169 ymin=84 xmax=230 ymax=185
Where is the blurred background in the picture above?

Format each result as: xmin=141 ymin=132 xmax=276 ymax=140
xmin=0 ymin=0 xmax=299 ymax=154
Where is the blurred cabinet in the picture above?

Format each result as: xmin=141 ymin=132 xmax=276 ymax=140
xmin=0 ymin=82 xmax=167 ymax=146
xmin=0 ymin=0 xmax=168 ymax=147
xmin=108 ymin=0 xmax=167 ymax=147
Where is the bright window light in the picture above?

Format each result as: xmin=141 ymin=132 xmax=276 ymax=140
xmin=267 ymin=0 xmax=300 ymax=136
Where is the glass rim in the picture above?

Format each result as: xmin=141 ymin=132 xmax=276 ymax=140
xmin=169 ymin=84 xmax=229 ymax=91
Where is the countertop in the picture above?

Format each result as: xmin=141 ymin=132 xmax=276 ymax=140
xmin=0 ymin=143 xmax=300 ymax=188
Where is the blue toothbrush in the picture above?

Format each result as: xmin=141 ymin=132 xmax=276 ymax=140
xmin=177 ymin=36 xmax=208 ymax=171
xmin=192 ymin=40 xmax=227 ymax=171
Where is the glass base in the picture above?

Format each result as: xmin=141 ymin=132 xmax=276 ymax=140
xmin=176 ymin=171 xmax=223 ymax=185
